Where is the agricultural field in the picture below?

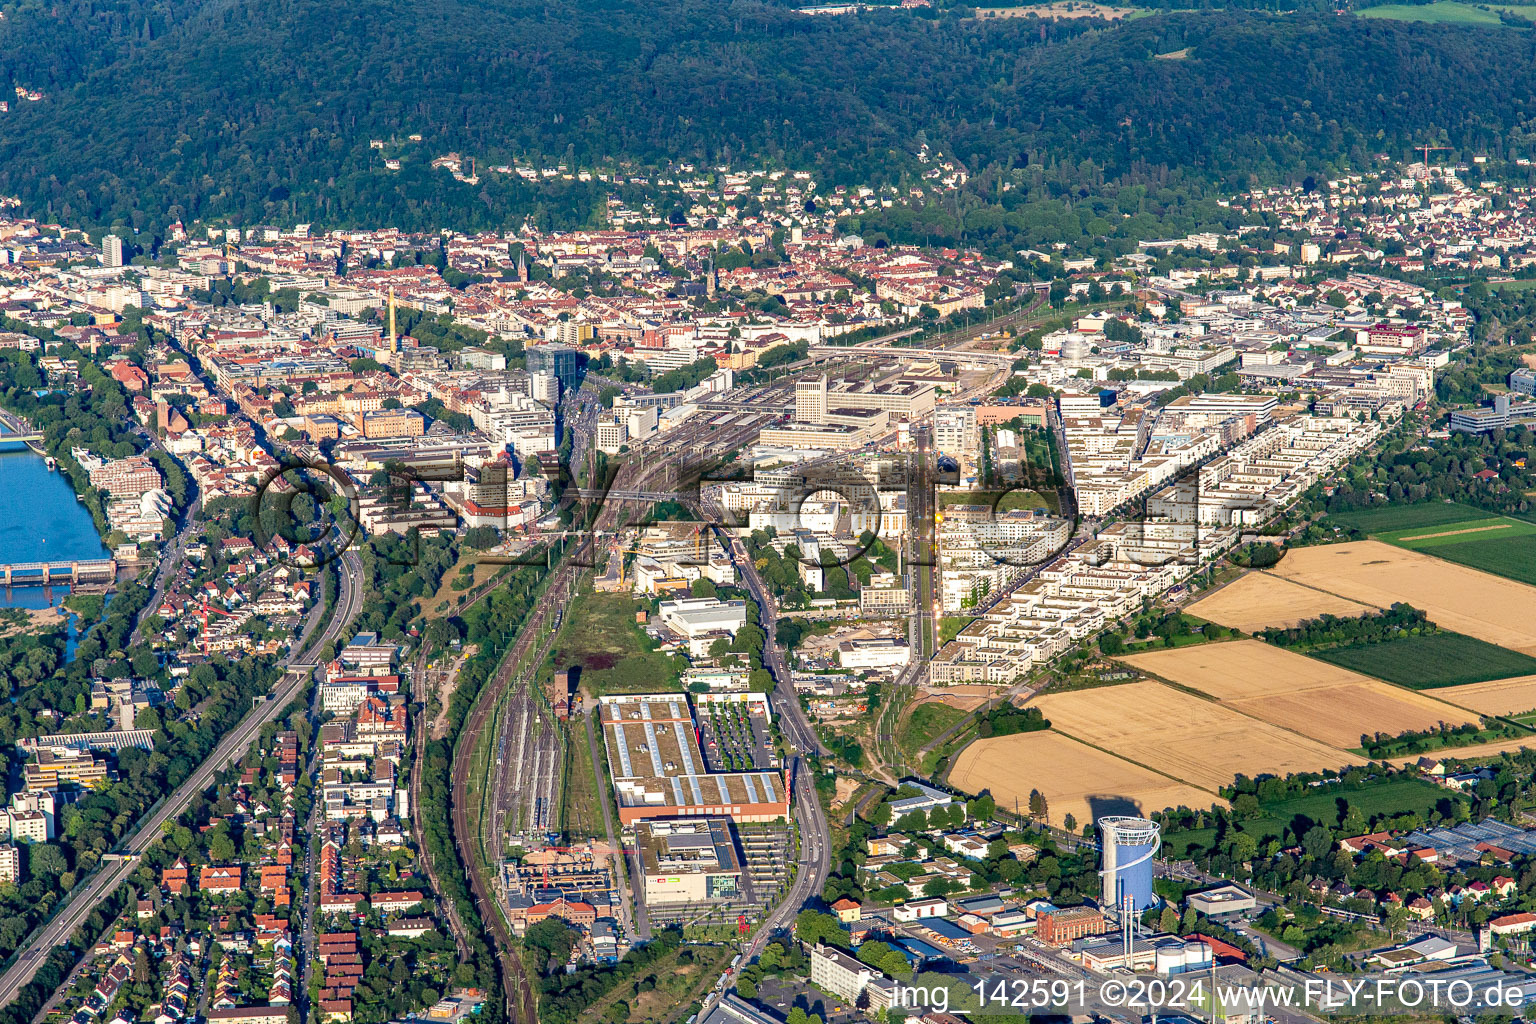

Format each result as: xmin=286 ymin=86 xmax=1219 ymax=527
xmin=947 ymin=728 xmax=1220 ymax=828
xmin=1031 ymin=681 xmax=1352 ymax=792
xmin=1311 ymin=631 xmax=1536 ymax=689
xmin=1373 ymin=515 xmax=1536 ymax=550
xmin=1357 ymin=2 xmax=1509 ymax=24
xmin=973 ymin=1 xmax=1145 ymax=17
xmin=1327 ymin=502 xmax=1494 ymax=534
xmin=1121 ymin=640 xmax=1477 ymax=749
xmin=1187 ymin=571 xmax=1377 ymax=632
xmin=1331 ymin=503 xmax=1536 ymax=589
xmin=949 ymin=651 xmax=1509 ymax=824
xmin=1409 ymin=534 xmax=1536 ymax=588
xmin=1435 ymin=674 xmax=1536 ymax=716
xmin=1271 ymin=541 xmax=1536 ymax=655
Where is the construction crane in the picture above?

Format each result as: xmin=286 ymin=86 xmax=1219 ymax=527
xmin=615 ymin=529 xmax=710 ymax=587
xmin=1417 ymin=144 xmax=1451 ymax=170
xmin=196 ymin=595 xmax=240 ymax=657
xmin=530 ymin=845 xmax=635 ymax=889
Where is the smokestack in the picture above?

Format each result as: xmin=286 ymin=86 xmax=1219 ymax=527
xmin=387 ymin=287 xmax=398 ymax=353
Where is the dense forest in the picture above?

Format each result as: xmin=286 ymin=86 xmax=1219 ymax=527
xmin=5 ymin=0 xmax=1536 ymax=247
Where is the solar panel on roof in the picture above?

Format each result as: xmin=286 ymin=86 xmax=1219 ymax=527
xmin=613 ymin=724 xmax=635 ymax=778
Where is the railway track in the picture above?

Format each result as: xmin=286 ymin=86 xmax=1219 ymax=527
xmin=448 ymin=451 xmax=685 ymax=1024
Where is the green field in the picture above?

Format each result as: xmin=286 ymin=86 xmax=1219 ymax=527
xmin=1412 ymin=533 xmax=1536 ymax=587
xmin=1165 ymin=777 xmax=1454 ymax=854
xmin=1376 ymin=514 xmax=1536 ymax=549
xmin=1310 ymin=630 xmax=1536 ymax=689
xmin=899 ymin=701 xmax=969 ymax=752
xmin=940 ymin=615 xmax=976 ymax=644
xmin=1328 ymin=501 xmax=1493 ymax=534
xmin=1361 ymin=508 xmax=1536 ymax=587
xmin=1358 ymin=2 xmax=1507 ymax=24
xmin=939 ymin=487 xmax=1057 ymax=514
xmin=543 ymin=588 xmax=683 ymax=696
xmin=1255 ymin=778 xmax=1453 ymax=837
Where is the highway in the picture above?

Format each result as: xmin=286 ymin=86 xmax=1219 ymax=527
xmin=0 ymin=547 xmax=362 ymax=1009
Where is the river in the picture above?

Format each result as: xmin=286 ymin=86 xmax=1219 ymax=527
xmin=0 ymin=428 xmax=109 ymax=610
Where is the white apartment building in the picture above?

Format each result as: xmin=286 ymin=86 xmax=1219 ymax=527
xmin=931 ymin=413 xmax=1378 ymax=683
xmin=808 ymin=943 xmax=882 ymax=1004
xmin=596 ymin=411 xmax=627 ymax=454
xmin=0 ymin=790 xmax=56 ymax=842
xmin=837 ymin=638 xmax=912 ymax=670
xmin=933 ymin=403 xmax=979 ymax=454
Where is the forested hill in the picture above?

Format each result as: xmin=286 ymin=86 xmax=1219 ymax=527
xmin=2 ymin=0 xmax=1535 ymax=245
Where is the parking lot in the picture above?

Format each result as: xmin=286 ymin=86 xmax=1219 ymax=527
xmin=697 ymin=699 xmax=777 ymax=771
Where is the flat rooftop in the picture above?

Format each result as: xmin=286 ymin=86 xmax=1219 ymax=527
xmin=600 ymin=693 xmax=789 ymax=822
xmin=636 ymin=818 xmax=740 ymax=876
xmin=601 ymin=696 xmax=701 ymax=780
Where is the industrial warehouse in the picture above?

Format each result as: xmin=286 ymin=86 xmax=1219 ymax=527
xmin=598 ymin=693 xmax=790 ymax=825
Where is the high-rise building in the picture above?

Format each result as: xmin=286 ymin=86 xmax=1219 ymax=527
xmin=527 ymin=344 xmax=579 ymax=395
xmin=934 ymin=403 xmax=979 ymax=454
xmin=530 ymin=370 xmax=558 ymax=405
xmin=101 ymin=234 xmax=124 ymax=268
xmin=794 ymin=374 xmax=828 ymax=424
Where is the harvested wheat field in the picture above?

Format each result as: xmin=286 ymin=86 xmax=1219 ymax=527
xmin=1120 ymin=640 xmax=1477 ymax=749
xmin=1273 ymin=542 xmax=1536 ymax=654
xmin=1187 ymin=571 xmax=1378 ymax=632
xmin=1433 ymin=675 xmax=1536 ymax=716
xmin=947 ymin=729 xmax=1221 ymax=826
xmin=1122 ymin=639 xmax=1367 ymax=699
xmin=1033 ymin=680 xmax=1354 ymax=791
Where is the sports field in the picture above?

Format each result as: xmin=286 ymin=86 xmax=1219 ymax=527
xmin=1429 ymin=674 xmax=1536 ymax=716
xmin=1186 ymin=571 xmax=1378 ymax=632
xmin=947 ymin=729 xmax=1222 ymax=827
xmin=1032 ymin=681 xmax=1352 ymax=791
xmin=1271 ymin=541 xmax=1536 ymax=655
xmin=1122 ymin=640 xmax=1477 ymax=748
xmin=1312 ymin=631 xmax=1536 ymax=689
